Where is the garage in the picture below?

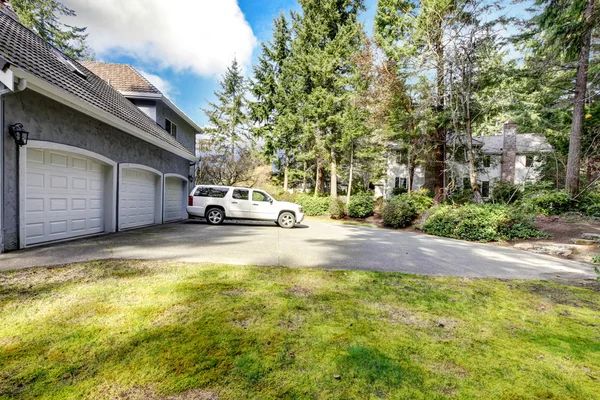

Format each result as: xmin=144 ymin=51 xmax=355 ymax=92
xmin=164 ymin=175 xmax=187 ymax=222
xmin=24 ymin=148 xmax=109 ymax=246
xmin=119 ymin=166 xmax=162 ymax=230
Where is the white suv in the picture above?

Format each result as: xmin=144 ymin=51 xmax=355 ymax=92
xmin=187 ymin=185 xmax=305 ymax=228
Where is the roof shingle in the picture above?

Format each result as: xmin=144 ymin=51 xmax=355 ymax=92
xmin=80 ymin=62 xmax=161 ymax=94
xmin=0 ymin=10 xmax=194 ymax=159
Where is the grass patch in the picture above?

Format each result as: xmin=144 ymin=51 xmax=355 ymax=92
xmin=1 ymin=260 xmax=599 ymax=399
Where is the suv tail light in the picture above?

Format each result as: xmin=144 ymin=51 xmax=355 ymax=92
xmin=188 ymin=196 xmax=193 ymax=206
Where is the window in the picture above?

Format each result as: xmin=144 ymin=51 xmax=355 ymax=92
xmin=165 ymin=118 xmax=177 ymax=136
xmin=525 ymin=155 xmax=534 ymax=167
xmin=481 ymin=181 xmax=490 ymax=198
xmin=252 ymin=190 xmax=271 ymax=202
xmin=194 ymin=187 xmax=229 ymax=198
xmin=232 ymin=189 xmax=249 ymax=200
xmin=394 ymin=177 xmax=407 ymax=189
xmin=482 ymin=155 xmax=491 ymax=168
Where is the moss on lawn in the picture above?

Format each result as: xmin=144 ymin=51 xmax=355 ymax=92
xmin=0 ymin=260 xmax=599 ymax=399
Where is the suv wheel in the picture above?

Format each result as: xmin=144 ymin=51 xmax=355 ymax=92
xmin=206 ymin=208 xmax=224 ymax=225
xmin=278 ymin=212 xmax=296 ymax=229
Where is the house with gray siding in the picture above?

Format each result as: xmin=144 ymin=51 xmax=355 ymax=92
xmin=0 ymin=6 xmax=198 ymax=252
xmin=377 ymin=122 xmax=553 ymax=199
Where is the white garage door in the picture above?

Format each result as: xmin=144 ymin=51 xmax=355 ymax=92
xmin=165 ymin=177 xmax=185 ymax=222
xmin=25 ymin=148 xmax=105 ymax=246
xmin=119 ymin=168 xmax=158 ymax=229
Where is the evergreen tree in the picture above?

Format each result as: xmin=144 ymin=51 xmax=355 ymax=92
xmin=10 ymin=0 xmax=93 ymax=60
xmin=250 ymin=13 xmax=302 ymax=192
xmin=201 ymin=59 xmax=256 ymax=185
xmin=292 ymin=0 xmax=366 ymax=197
xmin=527 ymin=0 xmax=599 ymax=195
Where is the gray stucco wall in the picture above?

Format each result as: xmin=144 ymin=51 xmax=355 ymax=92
xmin=2 ymin=89 xmax=190 ymax=251
xmin=155 ymin=101 xmax=196 ymax=153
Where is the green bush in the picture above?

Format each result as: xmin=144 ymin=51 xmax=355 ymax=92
xmin=521 ymin=189 xmax=573 ymax=215
xmin=421 ymin=204 xmax=544 ymax=242
xmin=329 ymin=197 xmax=346 ymax=219
xmin=448 ymin=189 xmax=476 ymax=205
xmin=579 ymin=190 xmax=600 ymax=217
xmin=295 ymin=194 xmax=330 ymax=216
xmin=382 ymin=197 xmax=417 ymax=228
xmin=492 ymin=182 xmax=523 ymax=204
xmin=348 ymin=194 xmax=375 ymax=218
xmin=391 ymin=187 xmax=408 ymax=197
xmin=399 ymin=189 xmax=434 ymax=214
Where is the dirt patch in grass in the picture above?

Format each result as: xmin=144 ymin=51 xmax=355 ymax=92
xmin=98 ymin=384 xmax=219 ymax=400
xmin=287 ymin=285 xmax=312 ymax=297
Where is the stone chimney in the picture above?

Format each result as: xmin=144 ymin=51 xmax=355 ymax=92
xmin=501 ymin=121 xmax=517 ymax=183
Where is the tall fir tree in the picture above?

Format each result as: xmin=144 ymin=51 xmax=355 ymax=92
xmin=10 ymin=0 xmax=93 ymax=60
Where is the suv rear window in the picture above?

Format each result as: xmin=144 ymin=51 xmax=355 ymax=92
xmin=194 ymin=187 xmax=229 ymax=198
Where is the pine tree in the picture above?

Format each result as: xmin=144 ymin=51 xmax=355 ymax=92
xmin=10 ymin=0 xmax=93 ymax=60
xmin=529 ymin=0 xmax=599 ymax=195
xmin=250 ymin=13 xmax=302 ymax=192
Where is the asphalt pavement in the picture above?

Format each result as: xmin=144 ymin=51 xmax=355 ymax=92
xmin=0 ymin=219 xmax=595 ymax=280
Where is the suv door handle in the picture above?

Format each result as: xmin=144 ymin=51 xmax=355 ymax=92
xmin=252 ymin=203 xmax=259 ymax=206
xmin=231 ymin=201 xmax=238 ymax=204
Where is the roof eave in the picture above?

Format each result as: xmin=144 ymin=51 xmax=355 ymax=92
xmin=120 ymin=90 xmax=202 ymax=133
xmin=10 ymin=67 xmax=197 ymax=162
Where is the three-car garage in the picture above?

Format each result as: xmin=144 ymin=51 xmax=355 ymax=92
xmin=19 ymin=142 xmax=189 ymax=248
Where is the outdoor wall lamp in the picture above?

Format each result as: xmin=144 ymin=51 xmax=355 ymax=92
xmin=9 ymin=123 xmax=29 ymax=146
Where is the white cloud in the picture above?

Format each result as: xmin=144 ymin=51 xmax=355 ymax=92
xmin=63 ymin=0 xmax=257 ymax=76
xmin=139 ymin=70 xmax=174 ymax=99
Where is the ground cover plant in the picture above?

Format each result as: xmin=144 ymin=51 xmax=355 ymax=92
xmin=1 ymin=260 xmax=599 ymax=399
xmin=421 ymin=204 xmax=546 ymax=242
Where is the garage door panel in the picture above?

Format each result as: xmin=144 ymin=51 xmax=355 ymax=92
xmin=119 ymin=168 xmax=158 ymax=229
xmin=165 ymin=178 xmax=185 ymax=222
xmin=25 ymin=149 xmax=106 ymax=246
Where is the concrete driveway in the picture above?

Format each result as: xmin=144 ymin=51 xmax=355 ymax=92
xmin=0 ymin=219 xmax=595 ymax=279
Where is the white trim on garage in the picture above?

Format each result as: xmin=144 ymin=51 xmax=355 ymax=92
xmin=18 ymin=141 xmax=118 ymax=249
xmin=118 ymin=163 xmax=163 ymax=230
xmin=163 ymin=173 xmax=188 ymax=222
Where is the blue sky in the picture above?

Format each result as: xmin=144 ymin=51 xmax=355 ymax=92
xmin=75 ymin=0 xmax=378 ymax=128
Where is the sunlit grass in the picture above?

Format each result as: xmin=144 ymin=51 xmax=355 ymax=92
xmin=1 ymin=260 xmax=599 ymax=399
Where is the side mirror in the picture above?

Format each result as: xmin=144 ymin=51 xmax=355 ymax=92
xmin=270 ymin=199 xmax=273 ymax=205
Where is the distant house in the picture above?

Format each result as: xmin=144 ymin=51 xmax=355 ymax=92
xmin=0 ymin=6 xmax=199 ymax=252
xmin=377 ymin=122 xmax=553 ymax=199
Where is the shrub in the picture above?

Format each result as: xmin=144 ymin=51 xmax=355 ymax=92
xmin=579 ymin=190 xmax=600 ymax=217
xmin=448 ymin=189 xmax=476 ymax=205
xmin=382 ymin=197 xmax=417 ymax=228
xmin=276 ymin=192 xmax=298 ymax=203
xmin=329 ymin=197 xmax=346 ymax=219
xmin=421 ymin=204 xmax=544 ymax=242
xmin=521 ymin=189 xmax=573 ymax=215
xmin=295 ymin=194 xmax=330 ymax=216
xmin=348 ymin=194 xmax=375 ymax=218
xmin=391 ymin=187 xmax=408 ymax=197
xmin=400 ymin=189 xmax=434 ymax=214
xmin=492 ymin=182 xmax=522 ymax=204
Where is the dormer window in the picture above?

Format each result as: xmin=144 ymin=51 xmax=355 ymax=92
xmin=165 ymin=118 xmax=177 ymax=137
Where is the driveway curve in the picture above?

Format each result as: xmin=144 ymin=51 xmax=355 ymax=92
xmin=0 ymin=219 xmax=595 ymax=280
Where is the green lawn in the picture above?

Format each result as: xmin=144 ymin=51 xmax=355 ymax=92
xmin=1 ymin=261 xmax=599 ymax=399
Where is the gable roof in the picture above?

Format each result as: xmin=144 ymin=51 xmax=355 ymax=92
xmin=0 ymin=9 xmax=195 ymax=161
xmin=81 ymin=61 xmax=203 ymax=133
xmin=79 ymin=62 xmax=161 ymax=94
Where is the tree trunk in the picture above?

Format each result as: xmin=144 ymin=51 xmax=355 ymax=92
xmin=283 ymin=154 xmax=289 ymax=192
xmin=330 ymin=148 xmax=337 ymax=198
xmin=432 ymin=31 xmax=446 ymax=204
xmin=314 ymin=158 xmax=322 ymax=197
xmin=565 ymin=0 xmax=594 ymax=196
xmin=347 ymin=143 xmax=354 ymax=203
xmin=303 ymin=161 xmax=307 ymax=193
